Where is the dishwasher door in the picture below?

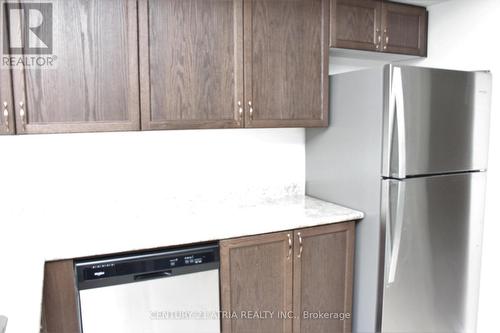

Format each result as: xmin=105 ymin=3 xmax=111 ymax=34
xmin=76 ymin=244 xmax=221 ymax=333
xmin=79 ymin=269 xmax=220 ymax=333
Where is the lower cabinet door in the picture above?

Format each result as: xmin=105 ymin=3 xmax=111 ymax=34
xmin=293 ymin=222 xmax=355 ymax=333
xmin=220 ymin=231 xmax=293 ymax=333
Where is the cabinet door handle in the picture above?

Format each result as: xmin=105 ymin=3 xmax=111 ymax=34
xmin=297 ymin=232 xmax=303 ymax=259
xmin=237 ymin=101 xmax=243 ymax=120
xmin=19 ymin=101 xmax=26 ymax=130
xmin=3 ymin=102 xmax=9 ymax=132
xmin=248 ymin=101 xmax=254 ymax=120
xmin=376 ymin=29 xmax=381 ymax=49
xmin=287 ymin=233 xmax=292 ymax=259
xmin=384 ymin=29 xmax=389 ymax=50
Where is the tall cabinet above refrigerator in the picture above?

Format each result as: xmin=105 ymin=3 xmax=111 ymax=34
xmin=306 ymin=65 xmax=491 ymax=333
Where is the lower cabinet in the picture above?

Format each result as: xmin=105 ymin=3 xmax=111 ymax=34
xmin=293 ymin=223 xmax=355 ymax=333
xmin=41 ymin=260 xmax=80 ymax=333
xmin=40 ymin=222 xmax=355 ymax=333
xmin=220 ymin=222 xmax=355 ymax=333
xmin=220 ymin=231 xmax=294 ymax=333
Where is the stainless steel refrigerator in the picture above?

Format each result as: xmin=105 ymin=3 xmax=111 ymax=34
xmin=306 ymin=65 xmax=492 ymax=333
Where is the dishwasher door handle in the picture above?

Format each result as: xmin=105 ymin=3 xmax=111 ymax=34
xmin=134 ymin=270 xmax=173 ymax=281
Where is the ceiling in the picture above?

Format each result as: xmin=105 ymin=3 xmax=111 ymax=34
xmin=392 ymin=0 xmax=451 ymax=7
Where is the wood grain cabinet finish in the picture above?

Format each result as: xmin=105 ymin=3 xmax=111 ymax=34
xmin=220 ymin=222 xmax=355 ymax=333
xmin=40 ymin=260 xmax=80 ymax=333
xmin=330 ymin=0 xmax=382 ymax=52
xmin=0 ymin=68 xmax=15 ymax=135
xmin=220 ymin=231 xmax=294 ymax=333
xmin=10 ymin=0 xmax=140 ymax=134
xmin=293 ymin=222 xmax=355 ymax=333
xmin=140 ymin=0 xmax=328 ymax=130
xmin=3 ymin=0 xmax=329 ymax=134
xmin=0 ymin=15 xmax=14 ymax=135
xmin=139 ymin=0 xmax=244 ymax=130
xmin=331 ymin=0 xmax=427 ymax=56
xmin=244 ymin=0 xmax=329 ymax=128
xmin=381 ymin=2 xmax=428 ymax=56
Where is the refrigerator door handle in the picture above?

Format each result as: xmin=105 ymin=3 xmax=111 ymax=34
xmin=387 ymin=181 xmax=406 ymax=284
xmin=387 ymin=67 xmax=407 ymax=179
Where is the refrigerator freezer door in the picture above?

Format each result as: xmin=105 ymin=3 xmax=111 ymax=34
xmin=382 ymin=66 xmax=491 ymax=178
xmin=380 ymin=172 xmax=486 ymax=333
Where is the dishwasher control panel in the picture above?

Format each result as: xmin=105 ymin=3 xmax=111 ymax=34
xmin=75 ymin=244 xmax=219 ymax=290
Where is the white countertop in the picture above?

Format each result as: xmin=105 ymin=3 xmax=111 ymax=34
xmin=0 ymin=195 xmax=363 ymax=332
xmin=73 ymin=195 xmax=364 ymax=259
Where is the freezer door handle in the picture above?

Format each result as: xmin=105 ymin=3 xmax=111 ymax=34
xmin=386 ymin=181 xmax=406 ymax=285
xmin=386 ymin=66 xmax=407 ymax=179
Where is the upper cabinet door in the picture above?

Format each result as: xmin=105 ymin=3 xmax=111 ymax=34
xmin=1 ymin=10 xmax=14 ymax=134
xmin=0 ymin=69 xmax=14 ymax=135
xmin=381 ymin=2 xmax=427 ymax=56
xmin=220 ymin=231 xmax=293 ymax=333
xmin=140 ymin=0 xmax=244 ymax=130
xmin=244 ymin=0 xmax=329 ymax=128
xmin=293 ymin=222 xmax=355 ymax=333
xmin=331 ymin=0 xmax=382 ymax=51
xmin=9 ymin=0 xmax=140 ymax=134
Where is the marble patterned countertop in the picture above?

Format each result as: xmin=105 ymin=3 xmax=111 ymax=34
xmin=0 ymin=194 xmax=363 ymax=332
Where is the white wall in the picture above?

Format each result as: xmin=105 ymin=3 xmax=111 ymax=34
xmin=0 ymin=128 xmax=305 ymax=211
xmin=401 ymin=1 xmax=500 ymax=332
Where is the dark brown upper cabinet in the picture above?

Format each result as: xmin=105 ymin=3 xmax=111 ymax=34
xmin=381 ymin=2 xmax=428 ymax=56
xmin=244 ymin=0 xmax=329 ymax=128
xmin=9 ymin=0 xmax=140 ymax=135
xmin=1 ymin=15 xmax=14 ymax=135
xmin=0 ymin=69 xmax=15 ymax=135
xmin=139 ymin=0 xmax=244 ymax=130
xmin=2 ymin=0 xmax=329 ymax=135
xmin=140 ymin=0 xmax=329 ymax=130
xmin=331 ymin=0 xmax=382 ymax=52
xmin=331 ymin=0 xmax=428 ymax=56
